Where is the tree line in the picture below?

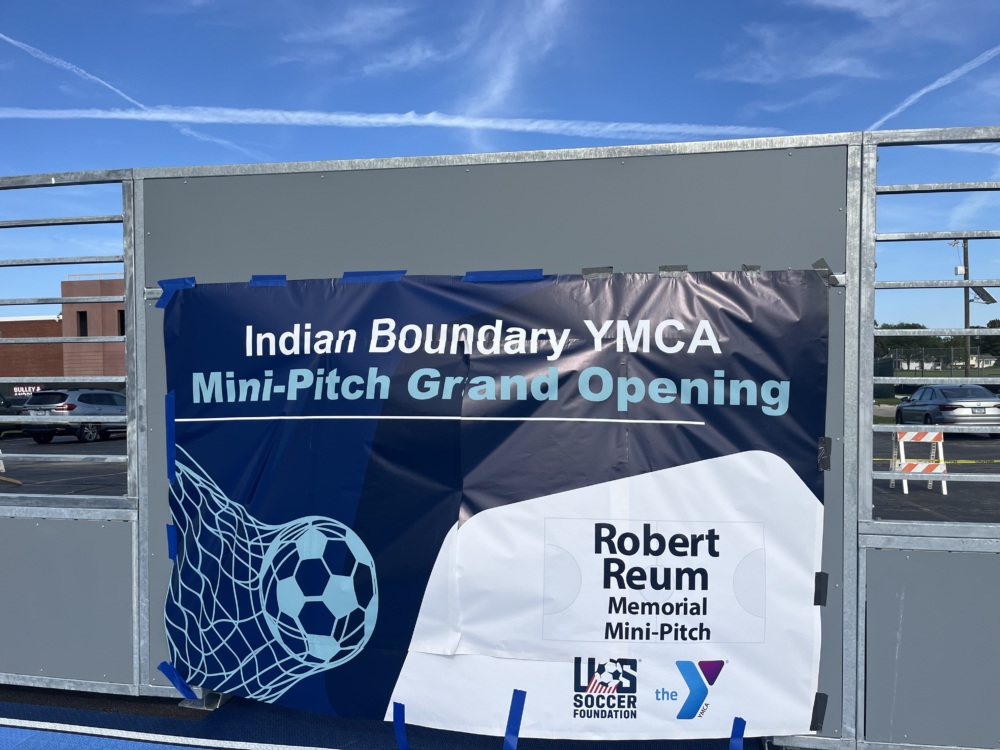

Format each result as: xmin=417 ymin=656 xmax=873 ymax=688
xmin=875 ymin=320 xmax=1000 ymax=360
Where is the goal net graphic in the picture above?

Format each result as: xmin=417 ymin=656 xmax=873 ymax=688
xmin=165 ymin=447 xmax=379 ymax=702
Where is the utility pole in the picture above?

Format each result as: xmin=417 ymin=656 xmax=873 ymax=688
xmin=952 ymin=238 xmax=972 ymax=378
xmin=964 ymin=238 xmax=971 ymax=378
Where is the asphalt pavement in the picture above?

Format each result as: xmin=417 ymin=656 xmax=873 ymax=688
xmin=870 ymin=405 xmax=1000 ymax=523
xmin=0 ymin=433 xmax=128 ymax=497
xmin=2 ymin=419 xmax=998 ymax=523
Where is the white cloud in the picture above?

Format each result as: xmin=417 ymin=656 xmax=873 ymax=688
xmin=948 ymin=192 xmax=1000 ymax=231
xmin=361 ymin=10 xmax=482 ymax=76
xmin=792 ymin=0 xmax=909 ymax=21
xmin=869 ymin=43 xmax=1000 ymax=129
xmin=703 ymin=23 xmax=879 ymax=84
xmin=973 ymin=72 xmax=1000 ymax=99
xmin=705 ymin=2 xmax=1000 ymax=87
xmin=745 ymin=84 xmax=846 ymax=115
xmin=0 ymin=105 xmax=786 ymax=141
xmin=361 ymin=40 xmax=441 ymax=75
xmin=0 ymin=30 xmax=267 ymax=161
xmin=0 ymin=31 xmax=144 ymax=107
xmin=462 ymin=0 xmax=569 ymax=116
xmin=283 ymin=5 xmax=412 ymax=47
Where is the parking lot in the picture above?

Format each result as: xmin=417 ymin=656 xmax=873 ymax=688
xmin=872 ymin=429 xmax=1000 ymax=523
xmin=2 ymin=428 xmax=998 ymax=522
xmin=0 ymin=433 xmax=128 ymax=497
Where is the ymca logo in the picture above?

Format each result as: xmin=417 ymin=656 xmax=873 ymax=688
xmin=675 ymin=660 xmax=724 ymax=719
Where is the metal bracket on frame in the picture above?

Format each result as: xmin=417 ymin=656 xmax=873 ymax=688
xmin=583 ymin=266 xmax=613 ymax=280
xmin=659 ymin=265 xmax=688 ymax=278
xmin=818 ymin=436 xmax=833 ymax=471
xmin=180 ymin=690 xmax=232 ymax=712
xmin=812 ymin=258 xmax=847 ymax=287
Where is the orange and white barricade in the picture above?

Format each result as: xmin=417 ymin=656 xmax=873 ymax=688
xmin=891 ymin=430 xmax=947 ymax=495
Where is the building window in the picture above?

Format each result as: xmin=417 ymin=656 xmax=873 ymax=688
xmin=77 ymin=311 xmax=88 ymax=337
xmin=118 ymin=309 xmax=125 ymax=337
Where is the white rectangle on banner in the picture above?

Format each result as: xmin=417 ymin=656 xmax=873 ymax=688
xmin=394 ymin=450 xmax=823 ymax=739
xmin=542 ymin=519 xmax=765 ymax=644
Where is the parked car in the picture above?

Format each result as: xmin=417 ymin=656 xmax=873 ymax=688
xmin=20 ymin=388 xmax=127 ymax=443
xmin=0 ymin=394 xmax=25 ymax=438
xmin=895 ymin=384 xmax=1000 ymax=432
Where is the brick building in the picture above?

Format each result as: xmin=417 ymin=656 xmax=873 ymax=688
xmin=0 ymin=275 xmax=124 ymax=395
xmin=60 ymin=276 xmax=126 ymax=377
xmin=0 ymin=316 xmax=63 ymax=391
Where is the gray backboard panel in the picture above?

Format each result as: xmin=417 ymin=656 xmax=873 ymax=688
xmin=142 ymin=147 xmax=848 ymax=280
xmin=139 ymin=145 xmax=849 ymax=725
xmin=0 ymin=517 xmax=133 ymax=684
xmin=866 ymin=548 xmax=1000 ymax=748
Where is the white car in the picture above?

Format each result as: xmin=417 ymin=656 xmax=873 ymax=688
xmin=21 ymin=388 xmax=127 ymax=443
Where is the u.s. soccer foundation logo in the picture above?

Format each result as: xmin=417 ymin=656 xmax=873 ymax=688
xmin=571 ymin=658 xmax=638 ymax=720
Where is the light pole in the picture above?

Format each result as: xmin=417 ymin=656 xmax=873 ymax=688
xmin=951 ymin=238 xmax=971 ymax=377
xmin=963 ymin=238 xmax=970 ymax=378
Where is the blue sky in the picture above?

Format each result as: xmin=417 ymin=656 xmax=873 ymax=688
xmin=2 ymin=0 xmax=1000 ymax=327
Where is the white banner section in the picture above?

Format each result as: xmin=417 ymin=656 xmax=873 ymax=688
xmin=389 ymin=451 xmax=823 ymax=739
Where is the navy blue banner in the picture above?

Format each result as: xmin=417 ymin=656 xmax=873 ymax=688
xmin=162 ymin=271 xmax=828 ymax=722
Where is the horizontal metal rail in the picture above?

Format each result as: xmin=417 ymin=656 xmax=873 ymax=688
xmin=0 ymin=415 xmax=127 ymax=424
xmin=872 ymin=423 xmax=1000 ymax=434
xmin=0 ymin=170 xmax=131 ymax=190
xmin=0 ymin=296 xmax=123 ymax=305
xmin=875 ymin=279 xmax=1000 ymax=289
xmin=867 ymin=126 xmax=1000 ymax=145
xmin=0 ymin=453 xmax=127 ymax=463
xmin=0 ymin=255 xmax=124 ymax=267
xmin=0 ymin=215 xmax=123 ymax=229
xmin=873 ymin=377 xmax=1000 ymax=385
xmin=877 ymin=181 xmax=1000 ymax=194
xmin=0 ymin=336 xmax=124 ymax=344
xmin=874 ymin=327 xmax=1000 ymax=337
xmin=873 ymin=471 xmax=1000 ymax=483
xmin=876 ymin=230 xmax=1000 ymax=242
xmin=0 ymin=495 xmax=135 ymax=510
xmin=0 ymin=376 xmax=126 ymax=384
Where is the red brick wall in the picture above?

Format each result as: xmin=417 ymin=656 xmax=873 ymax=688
xmin=61 ymin=278 xmax=126 ymax=377
xmin=0 ymin=318 xmax=64 ymax=378
xmin=0 ymin=277 xmax=125 ymax=383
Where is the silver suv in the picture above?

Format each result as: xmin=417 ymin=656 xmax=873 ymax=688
xmin=21 ymin=389 xmax=127 ymax=444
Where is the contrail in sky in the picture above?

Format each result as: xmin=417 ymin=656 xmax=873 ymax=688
xmin=0 ymin=105 xmax=784 ymax=141
xmin=0 ymin=31 xmax=267 ymax=160
xmin=869 ymin=43 xmax=1000 ymax=130
xmin=0 ymin=29 xmax=782 ymax=147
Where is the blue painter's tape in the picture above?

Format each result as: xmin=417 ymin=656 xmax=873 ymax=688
xmin=249 ymin=274 xmax=286 ymax=287
xmin=392 ymin=702 xmax=410 ymax=750
xmin=165 ymin=392 xmax=176 ymax=483
xmin=463 ymin=269 xmax=543 ymax=283
xmin=157 ymin=661 xmax=197 ymax=700
xmin=503 ymin=689 xmax=526 ymax=750
xmin=155 ymin=277 xmax=196 ymax=309
xmin=341 ymin=270 xmax=406 ymax=284
xmin=730 ymin=716 xmax=747 ymax=750
xmin=166 ymin=524 xmax=177 ymax=561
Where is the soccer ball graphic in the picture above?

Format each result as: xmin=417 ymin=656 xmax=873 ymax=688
xmin=260 ymin=518 xmax=378 ymax=666
xmin=596 ymin=660 xmax=623 ymax=687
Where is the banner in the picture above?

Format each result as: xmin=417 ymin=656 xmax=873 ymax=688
xmin=162 ymin=271 xmax=828 ymax=739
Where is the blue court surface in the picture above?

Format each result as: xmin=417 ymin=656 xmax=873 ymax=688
xmin=0 ymin=685 xmax=755 ymax=750
xmin=0 ymin=725 xmax=190 ymax=749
